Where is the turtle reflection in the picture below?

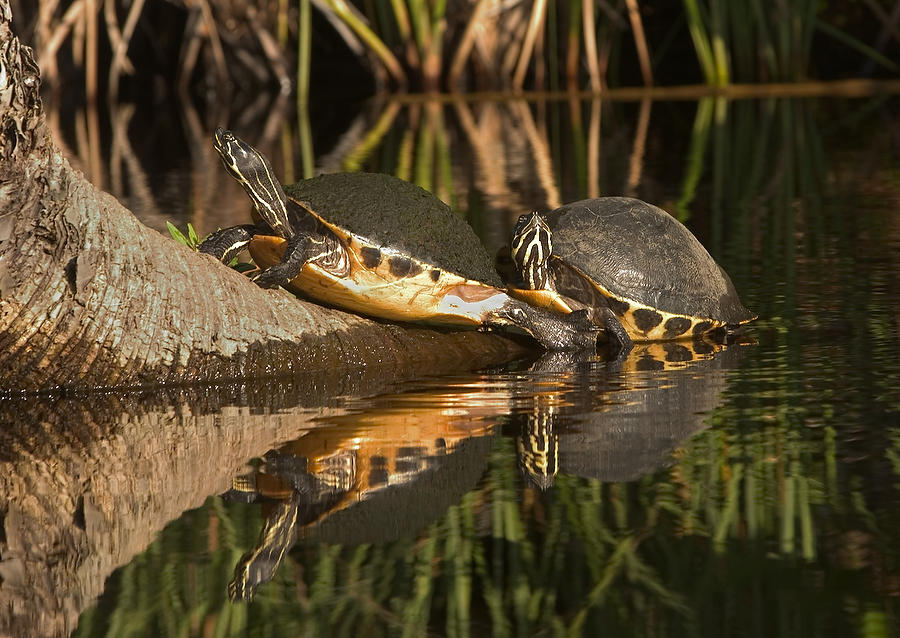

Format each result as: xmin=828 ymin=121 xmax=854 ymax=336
xmin=514 ymin=337 xmax=750 ymax=488
xmin=224 ymin=385 xmax=505 ymax=602
xmin=225 ymin=338 xmax=749 ymax=600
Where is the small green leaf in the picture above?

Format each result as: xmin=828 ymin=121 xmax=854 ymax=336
xmin=188 ymin=223 xmax=200 ymax=247
xmin=167 ymin=222 xmax=205 ymax=250
xmin=167 ymin=221 xmax=190 ymax=247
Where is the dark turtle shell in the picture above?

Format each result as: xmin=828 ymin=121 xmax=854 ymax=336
xmin=544 ymin=197 xmax=754 ymax=324
xmin=284 ymin=173 xmax=502 ymax=287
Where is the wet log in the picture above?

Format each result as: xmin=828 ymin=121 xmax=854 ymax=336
xmin=0 ymin=2 xmax=525 ymax=393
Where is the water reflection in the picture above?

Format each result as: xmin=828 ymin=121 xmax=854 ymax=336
xmin=222 ymin=340 xmax=747 ymax=602
xmin=224 ymin=381 xmax=505 ymax=601
xmin=514 ymin=339 xmax=749 ymax=488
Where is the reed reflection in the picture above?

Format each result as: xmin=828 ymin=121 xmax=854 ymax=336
xmin=46 ymin=89 xmax=890 ymax=282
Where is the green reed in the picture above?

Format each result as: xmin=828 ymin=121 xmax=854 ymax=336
xmin=297 ymin=0 xmax=312 ymax=108
xmin=307 ymin=0 xmax=896 ymax=89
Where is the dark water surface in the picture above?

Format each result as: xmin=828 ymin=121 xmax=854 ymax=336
xmin=5 ymin=95 xmax=900 ymax=637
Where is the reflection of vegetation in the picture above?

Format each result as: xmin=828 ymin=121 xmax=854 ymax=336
xmin=26 ymin=0 xmax=899 ymax=103
xmin=74 ymin=419 xmax=900 ymax=636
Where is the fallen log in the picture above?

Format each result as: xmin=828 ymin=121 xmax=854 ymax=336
xmin=0 ymin=2 xmax=525 ymax=393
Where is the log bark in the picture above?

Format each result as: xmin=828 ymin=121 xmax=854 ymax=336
xmin=0 ymin=3 xmax=525 ymax=393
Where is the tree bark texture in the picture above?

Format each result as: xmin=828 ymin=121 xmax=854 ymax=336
xmin=0 ymin=3 xmax=525 ymax=393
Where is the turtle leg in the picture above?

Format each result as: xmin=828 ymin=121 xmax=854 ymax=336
xmin=198 ymin=224 xmax=259 ymax=263
xmin=489 ymin=300 xmax=600 ymax=351
xmin=595 ymin=306 xmax=633 ymax=354
xmin=250 ymin=232 xmax=341 ymax=289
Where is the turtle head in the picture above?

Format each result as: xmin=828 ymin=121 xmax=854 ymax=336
xmin=213 ymin=128 xmax=294 ymax=239
xmin=517 ymin=413 xmax=559 ymax=490
xmin=511 ymin=212 xmax=552 ymax=290
xmin=489 ymin=300 xmax=598 ymax=352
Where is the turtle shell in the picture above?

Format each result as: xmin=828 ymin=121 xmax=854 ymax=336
xmin=284 ymin=173 xmax=502 ymax=287
xmin=249 ymin=172 xmax=513 ymax=326
xmin=544 ymin=197 xmax=754 ymax=332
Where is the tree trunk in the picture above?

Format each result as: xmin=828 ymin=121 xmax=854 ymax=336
xmin=0 ymin=3 xmax=525 ymax=394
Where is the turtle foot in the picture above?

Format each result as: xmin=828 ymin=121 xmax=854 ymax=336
xmin=249 ymin=268 xmax=289 ymax=289
xmin=198 ymin=224 xmax=258 ymax=263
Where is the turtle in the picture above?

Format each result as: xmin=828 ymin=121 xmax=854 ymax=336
xmin=508 ymin=197 xmax=756 ymax=350
xmin=198 ymin=128 xmax=596 ymax=351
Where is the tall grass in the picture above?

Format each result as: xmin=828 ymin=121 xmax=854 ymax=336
xmin=683 ymin=0 xmax=899 ymax=84
xmin=30 ymin=0 xmax=898 ymax=103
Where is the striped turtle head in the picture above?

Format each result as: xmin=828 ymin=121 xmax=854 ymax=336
xmin=511 ymin=212 xmax=553 ymax=290
xmin=517 ymin=411 xmax=559 ymax=490
xmin=213 ymin=128 xmax=294 ymax=239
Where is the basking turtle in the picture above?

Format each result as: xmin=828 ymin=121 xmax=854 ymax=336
xmin=199 ymin=129 xmax=595 ymax=351
xmin=509 ymin=197 xmax=755 ymax=350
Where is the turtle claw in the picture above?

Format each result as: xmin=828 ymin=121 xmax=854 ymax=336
xmin=249 ymin=269 xmax=285 ymax=289
xmin=249 ymin=233 xmax=332 ymax=290
xmin=594 ymin=306 xmax=633 ymax=354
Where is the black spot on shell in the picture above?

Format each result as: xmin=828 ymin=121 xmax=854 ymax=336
xmin=389 ymin=256 xmax=415 ymax=277
xmin=663 ymin=317 xmax=692 ymax=339
xmin=693 ymin=320 xmax=714 ymax=335
xmin=633 ymin=308 xmax=663 ymax=332
xmin=360 ymin=246 xmax=382 ymax=269
xmin=407 ymin=261 xmax=423 ymax=277
xmin=395 ymin=459 xmax=421 ymax=473
xmin=635 ymin=355 xmax=665 ymax=371
xmin=607 ymin=297 xmax=631 ymax=316
xmin=663 ymin=343 xmax=694 ymax=362
xmin=430 ymin=269 xmax=441 ymax=282
xmin=368 ymin=468 xmax=389 ymax=486
xmin=692 ymin=340 xmax=715 ymax=355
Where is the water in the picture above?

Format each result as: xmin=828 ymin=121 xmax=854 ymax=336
xmin=2 ymin=94 xmax=899 ymax=637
